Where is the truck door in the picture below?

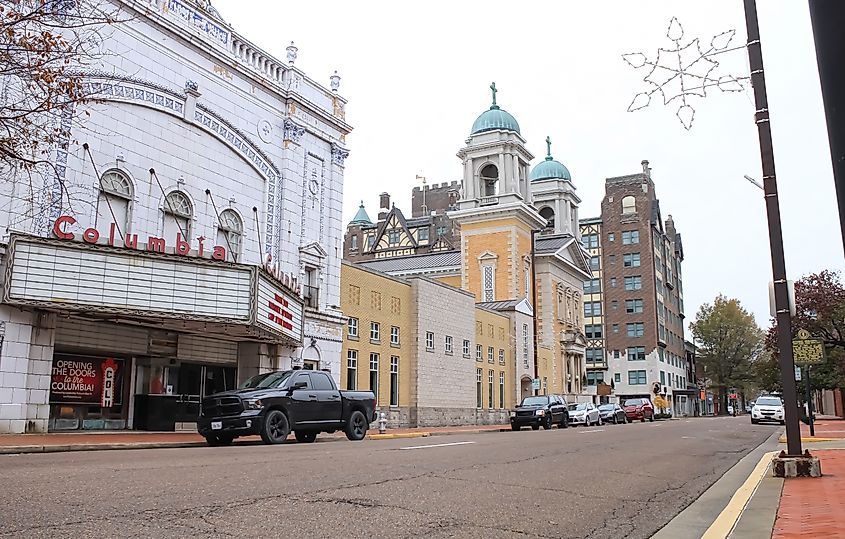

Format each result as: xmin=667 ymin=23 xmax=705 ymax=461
xmin=287 ymin=372 xmax=316 ymax=427
xmin=309 ymin=372 xmax=343 ymax=425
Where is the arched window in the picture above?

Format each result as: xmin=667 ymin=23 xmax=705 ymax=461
xmin=163 ymin=190 xmax=192 ymax=240
xmin=216 ymin=209 xmax=243 ymax=262
xmin=97 ymin=169 xmax=133 ymax=233
xmin=539 ymin=206 xmax=555 ymax=233
xmin=621 ymin=196 xmax=636 ymax=214
xmin=480 ymin=164 xmax=499 ymax=197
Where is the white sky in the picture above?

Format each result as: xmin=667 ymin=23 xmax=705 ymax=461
xmin=216 ymin=0 xmax=843 ymax=331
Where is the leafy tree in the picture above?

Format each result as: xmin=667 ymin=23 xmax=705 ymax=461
xmin=0 ymin=0 xmax=122 ymax=222
xmin=760 ymin=270 xmax=845 ymax=394
xmin=690 ymin=296 xmax=763 ymax=415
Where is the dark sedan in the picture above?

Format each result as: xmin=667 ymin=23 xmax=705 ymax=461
xmin=510 ymin=395 xmax=569 ymax=431
xmin=598 ymin=403 xmax=628 ymax=424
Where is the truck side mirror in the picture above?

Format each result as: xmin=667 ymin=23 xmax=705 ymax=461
xmin=289 ymin=381 xmax=307 ymax=392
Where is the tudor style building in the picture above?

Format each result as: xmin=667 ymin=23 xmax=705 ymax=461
xmin=0 ymin=0 xmax=351 ymax=433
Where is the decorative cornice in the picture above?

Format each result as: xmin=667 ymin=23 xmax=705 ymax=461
xmin=331 ymin=143 xmax=350 ymax=166
xmin=283 ymin=118 xmax=306 ymax=144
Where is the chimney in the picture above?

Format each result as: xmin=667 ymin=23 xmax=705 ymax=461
xmin=641 ymin=159 xmax=651 ymax=178
xmin=378 ymin=192 xmax=390 ymax=220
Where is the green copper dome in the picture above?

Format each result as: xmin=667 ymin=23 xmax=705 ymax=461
xmin=530 ymin=136 xmax=571 ymax=181
xmin=349 ymin=201 xmax=372 ymax=225
xmin=470 ymin=82 xmax=521 ymax=135
xmin=471 ymin=107 xmax=521 ymax=135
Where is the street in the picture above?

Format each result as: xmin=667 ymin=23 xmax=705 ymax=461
xmin=0 ymin=417 xmax=777 ymax=539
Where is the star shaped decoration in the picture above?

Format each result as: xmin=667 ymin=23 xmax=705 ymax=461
xmin=622 ymin=17 xmax=749 ymax=130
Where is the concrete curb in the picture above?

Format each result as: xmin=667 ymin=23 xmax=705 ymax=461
xmin=0 ymin=426 xmax=510 ymax=454
xmin=778 ymin=436 xmax=840 ymax=443
xmin=0 ymin=441 xmax=207 ymax=455
xmin=367 ymin=432 xmax=431 ymax=440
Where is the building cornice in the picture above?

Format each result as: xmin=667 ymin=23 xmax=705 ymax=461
xmin=119 ymin=0 xmax=352 ymax=136
xmin=448 ymin=201 xmax=546 ymax=230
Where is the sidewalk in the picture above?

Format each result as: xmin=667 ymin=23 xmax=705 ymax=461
xmin=778 ymin=418 xmax=845 ymax=442
xmin=771 ymin=448 xmax=845 ymax=538
xmin=0 ymin=424 xmax=508 ymax=454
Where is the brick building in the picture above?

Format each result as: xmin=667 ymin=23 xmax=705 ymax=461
xmin=597 ymin=161 xmax=693 ymax=414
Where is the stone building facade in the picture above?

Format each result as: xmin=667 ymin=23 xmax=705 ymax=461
xmin=0 ymin=0 xmax=350 ymax=433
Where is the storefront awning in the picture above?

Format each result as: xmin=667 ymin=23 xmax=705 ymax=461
xmin=2 ymin=235 xmax=304 ymax=347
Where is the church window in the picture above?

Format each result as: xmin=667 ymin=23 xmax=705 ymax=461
xmin=483 ymin=265 xmax=495 ymax=302
xmin=621 ymin=196 xmax=637 ymax=214
xmin=480 ymin=164 xmax=499 ymax=197
xmin=539 ymin=206 xmax=555 ymax=233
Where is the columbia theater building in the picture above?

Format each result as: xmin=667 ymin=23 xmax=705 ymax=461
xmin=0 ymin=0 xmax=351 ymax=433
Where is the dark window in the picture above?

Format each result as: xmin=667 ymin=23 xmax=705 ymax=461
xmin=623 ymin=253 xmax=641 ymax=267
xmin=626 ymin=299 xmax=644 ymax=314
xmin=310 ymin=372 xmax=334 ymax=390
xmin=622 ymin=230 xmax=640 ymax=245
xmin=293 ymin=373 xmax=311 ymax=389
xmin=418 ymin=228 xmax=429 ymax=241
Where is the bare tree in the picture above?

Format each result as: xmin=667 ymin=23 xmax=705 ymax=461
xmin=0 ymin=0 xmax=123 ymax=229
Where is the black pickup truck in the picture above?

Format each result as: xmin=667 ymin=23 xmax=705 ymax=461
xmin=197 ymin=370 xmax=376 ymax=446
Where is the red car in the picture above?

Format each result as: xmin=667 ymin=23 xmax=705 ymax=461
xmin=623 ymin=398 xmax=655 ymax=422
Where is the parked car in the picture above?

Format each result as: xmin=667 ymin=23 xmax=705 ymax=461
xmin=750 ymin=396 xmax=785 ymax=425
xmin=568 ymin=402 xmax=601 ymax=426
xmin=598 ymin=403 xmax=628 ymax=424
xmin=745 ymin=401 xmax=755 ymax=413
xmin=623 ymin=398 xmax=655 ymax=422
xmin=510 ymin=395 xmax=569 ymax=430
xmin=197 ymin=370 xmax=376 ymax=446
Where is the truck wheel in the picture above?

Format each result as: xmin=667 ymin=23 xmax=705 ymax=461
xmin=531 ymin=424 xmax=540 ymax=431
xmin=345 ymin=410 xmax=368 ymax=441
xmin=511 ymin=424 xmax=520 ymax=431
xmin=560 ymin=415 xmax=569 ymax=429
xmin=542 ymin=416 xmax=553 ymax=430
xmin=205 ymin=435 xmax=233 ymax=447
xmin=295 ymin=431 xmax=318 ymax=443
xmin=261 ymin=410 xmax=290 ymax=444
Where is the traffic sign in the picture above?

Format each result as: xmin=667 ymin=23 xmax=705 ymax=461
xmin=793 ymin=328 xmax=825 ymax=366
xmin=795 ymin=366 xmax=802 ymax=381
xmin=532 ymin=378 xmax=540 ymax=390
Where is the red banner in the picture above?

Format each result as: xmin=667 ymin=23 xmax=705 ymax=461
xmin=50 ymin=356 xmax=123 ymax=406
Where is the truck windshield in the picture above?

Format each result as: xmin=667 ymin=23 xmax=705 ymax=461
xmin=240 ymin=371 xmax=293 ymax=389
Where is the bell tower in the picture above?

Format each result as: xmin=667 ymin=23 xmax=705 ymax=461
xmin=450 ymin=83 xmax=546 ymax=303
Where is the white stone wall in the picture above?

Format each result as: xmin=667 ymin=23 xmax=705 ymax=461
xmin=409 ymin=278 xmax=476 ymax=410
xmin=0 ymin=0 xmax=350 ymax=431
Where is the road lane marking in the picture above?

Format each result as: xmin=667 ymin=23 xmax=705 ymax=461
xmin=578 ymin=429 xmax=605 ymax=434
xmin=681 ymin=436 xmax=695 ymax=439
xmin=700 ymin=450 xmax=776 ymax=539
xmin=399 ymin=441 xmax=476 ymax=450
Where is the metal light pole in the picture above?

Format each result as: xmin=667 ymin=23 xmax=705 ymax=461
xmin=743 ymin=0 xmax=802 ymax=456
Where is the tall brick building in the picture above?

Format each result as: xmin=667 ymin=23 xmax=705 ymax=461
xmin=595 ymin=161 xmax=693 ymax=413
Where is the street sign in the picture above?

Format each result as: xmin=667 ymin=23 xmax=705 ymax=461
xmin=532 ymin=378 xmax=540 ymax=390
xmin=795 ymin=366 xmax=802 ymax=381
xmin=793 ymin=328 xmax=825 ymax=366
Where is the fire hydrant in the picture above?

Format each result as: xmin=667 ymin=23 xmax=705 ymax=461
xmin=378 ymin=412 xmax=388 ymax=434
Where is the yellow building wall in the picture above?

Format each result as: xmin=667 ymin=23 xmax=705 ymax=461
xmin=461 ymin=219 xmax=534 ymax=302
xmin=537 ymin=346 xmax=559 ymax=396
xmin=340 ymin=263 xmax=413 ymax=408
xmin=474 ymin=307 xmax=515 ymax=410
xmin=433 ymin=274 xmax=462 ymax=288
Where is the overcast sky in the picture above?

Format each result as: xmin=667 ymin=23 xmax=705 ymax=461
xmin=216 ymin=0 xmax=843 ymax=331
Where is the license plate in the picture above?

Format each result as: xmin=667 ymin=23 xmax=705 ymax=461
xmin=211 ymin=421 xmax=222 ymax=430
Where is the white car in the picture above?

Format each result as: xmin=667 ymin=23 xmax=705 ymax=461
xmin=751 ymin=396 xmax=785 ymax=425
xmin=568 ymin=402 xmax=601 ymax=426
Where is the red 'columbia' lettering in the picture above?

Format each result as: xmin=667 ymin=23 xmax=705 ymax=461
xmin=50 ymin=215 xmax=228 ymax=262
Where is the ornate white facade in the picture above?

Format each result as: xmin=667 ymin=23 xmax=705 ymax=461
xmin=0 ymin=0 xmax=351 ymax=433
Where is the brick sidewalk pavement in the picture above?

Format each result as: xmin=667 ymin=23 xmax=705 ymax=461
xmin=772 ymin=449 xmax=845 ymax=538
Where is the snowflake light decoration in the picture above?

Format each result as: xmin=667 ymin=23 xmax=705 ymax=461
xmin=623 ymin=17 xmax=749 ymax=130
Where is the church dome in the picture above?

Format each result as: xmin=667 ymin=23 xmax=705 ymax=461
xmin=530 ymin=137 xmax=571 ymax=181
xmin=471 ymin=107 xmax=521 ymax=135
xmin=470 ymin=82 xmax=521 ymax=135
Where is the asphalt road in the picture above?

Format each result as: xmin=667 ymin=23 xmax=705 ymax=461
xmin=0 ymin=416 xmax=777 ymax=539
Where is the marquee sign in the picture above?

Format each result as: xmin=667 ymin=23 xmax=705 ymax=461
xmin=4 ymin=235 xmax=304 ymax=345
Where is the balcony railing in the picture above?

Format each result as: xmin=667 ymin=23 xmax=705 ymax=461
xmin=303 ymin=285 xmax=319 ymax=309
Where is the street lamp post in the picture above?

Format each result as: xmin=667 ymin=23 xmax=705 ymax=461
xmin=743 ymin=0 xmax=802 ymax=456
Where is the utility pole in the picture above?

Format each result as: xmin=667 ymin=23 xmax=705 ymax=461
xmin=743 ymin=0 xmax=802 ymax=456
